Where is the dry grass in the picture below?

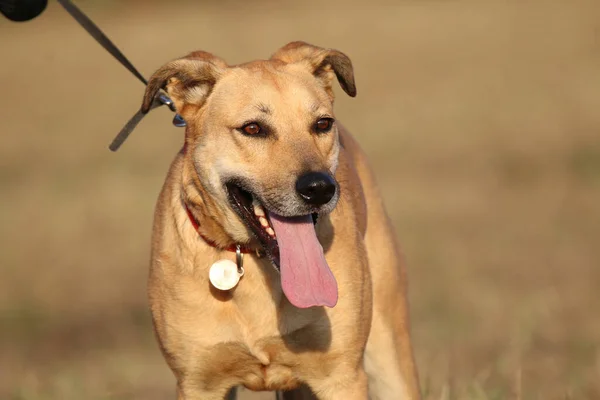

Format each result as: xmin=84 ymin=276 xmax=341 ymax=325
xmin=1 ymin=0 xmax=599 ymax=399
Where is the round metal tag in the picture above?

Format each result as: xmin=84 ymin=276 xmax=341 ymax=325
xmin=209 ymin=259 xmax=241 ymax=291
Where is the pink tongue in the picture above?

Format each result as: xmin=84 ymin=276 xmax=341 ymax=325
xmin=267 ymin=212 xmax=338 ymax=308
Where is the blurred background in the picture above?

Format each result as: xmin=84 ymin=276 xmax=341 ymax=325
xmin=1 ymin=0 xmax=599 ymax=399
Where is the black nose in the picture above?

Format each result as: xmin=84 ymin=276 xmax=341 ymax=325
xmin=296 ymin=172 xmax=337 ymax=205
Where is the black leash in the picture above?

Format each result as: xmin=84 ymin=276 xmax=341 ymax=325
xmin=56 ymin=0 xmax=148 ymax=85
xmin=55 ymin=0 xmax=186 ymax=151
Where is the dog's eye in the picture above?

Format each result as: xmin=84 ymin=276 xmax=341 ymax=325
xmin=315 ymin=118 xmax=334 ymax=133
xmin=240 ymin=122 xmax=261 ymax=135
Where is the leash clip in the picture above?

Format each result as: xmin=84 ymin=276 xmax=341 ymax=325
xmin=109 ymin=91 xmax=186 ymax=152
xmin=157 ymin=93 xmax=187 ymax=128
xmin=172 ymin=114 xmax=187 ymax=127
xmin=157 ymin=93 xmax=175 ymax=112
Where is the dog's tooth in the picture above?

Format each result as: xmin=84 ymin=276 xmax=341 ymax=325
xmin=259 ymin=217 xmax=269 ymax=227
xmin=266 ymin=227 xmax=275 ymax=237
xmin=253 ymin=204 xmax=265 ymax=217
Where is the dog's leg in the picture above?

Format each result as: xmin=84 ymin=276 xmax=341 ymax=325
xmin=364 ymin=312 xmax=418 ymax=400
xmin=176 ymin=381 xmax=232 ymax=400
xmin=304 ymin=367 xmax=369 ymax=400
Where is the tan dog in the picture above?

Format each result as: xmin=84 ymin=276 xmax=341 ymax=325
xmin=143 ymin=42 xmax=420 ymax=400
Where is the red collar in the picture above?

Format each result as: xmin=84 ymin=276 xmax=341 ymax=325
xmin=183 ymin=202 xmax=254 ymax=254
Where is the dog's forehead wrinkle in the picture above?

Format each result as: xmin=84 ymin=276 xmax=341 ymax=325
xmin=254 ymin=102 xmax=272 ymax=115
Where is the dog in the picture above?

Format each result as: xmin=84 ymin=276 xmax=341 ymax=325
xmin=142 ymin=41 xmax=420 ymax=400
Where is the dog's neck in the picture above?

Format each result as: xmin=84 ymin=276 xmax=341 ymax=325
xmin=180 ymin=180 xmax=233 ymax=248
xmin=182 ymin=200 xmax=254 ymax=254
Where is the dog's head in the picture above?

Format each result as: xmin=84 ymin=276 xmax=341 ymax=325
xmin=141 ymin=43 xmax=355 ymax=307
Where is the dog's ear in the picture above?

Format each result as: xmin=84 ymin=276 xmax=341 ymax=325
xmin=141 ymin=51 xmax=227 ymax=115
xmin=271 ymin=41 xmax=356 ymax=98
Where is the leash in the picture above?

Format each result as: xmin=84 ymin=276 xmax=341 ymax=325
xmin=55 ymin=0 xmax=186 ymax=151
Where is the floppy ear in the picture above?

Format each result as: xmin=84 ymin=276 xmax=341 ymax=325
xmin=271 ymin=41 xmax=356 ymax=98
xmin=141 ymin=51 xmax=227 ymax=115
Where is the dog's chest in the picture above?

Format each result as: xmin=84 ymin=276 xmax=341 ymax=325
xmin=167 ymin=255 xmax=327 ymax=343
xmin=217 ymin=260 xmax=328 ymax=343
xmin=153 ymin=254 xmax=334 ymax=390
xmin=196 ymin=301 xmax=331 ymax=392
xmin=182 ymin=265 xmax=331 ymax=390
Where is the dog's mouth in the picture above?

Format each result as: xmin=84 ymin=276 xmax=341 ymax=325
xmin=226 ymin=183 xmax=281 ymax=267
xmin=226 ymin=182 xmax=338 ymax=308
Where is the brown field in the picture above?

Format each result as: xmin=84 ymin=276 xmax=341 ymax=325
xmin=1 ymin=0 xmax=599 ymax=399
